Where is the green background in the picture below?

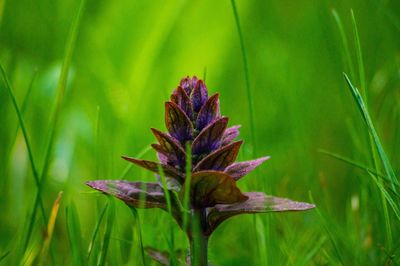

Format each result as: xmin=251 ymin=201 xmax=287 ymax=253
xmin=1 ymin=0 xmax=399 ymax=265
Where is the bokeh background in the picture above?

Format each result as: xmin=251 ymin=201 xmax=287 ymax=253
xmin=1 ymin=0 xmax=399 ymax=265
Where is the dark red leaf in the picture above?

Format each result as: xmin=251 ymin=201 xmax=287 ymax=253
xmin=165 ymin=101 xmax=194 ymax=143
xmin=225 ymin=156 xmax=270 ymax=180
xmin=151 ymin=128 xmax=186 ymax=167
xmin=193 ymin=140 xmax=242 ymax=172
xmin=122 ymin=156 xmax=183 ymax=181
xmin=86 ymin=180 xmax=168 ymax=209
xmin=190 ymin=80 xmax=208 ymax=112
xmin=187 ymin=170 xmax=248 ymax=208
xmin=221 ymin=125 xmax=241 ymax=146
xmin=195 ymin=94 xmax=221 ymax=130
xmin=206 ymin=192 xmax=315 ymax=235
xmin=170 ymin=86 xmax=193 ymax=119
xmin=191 ymin=117 xmax=228 ymax=155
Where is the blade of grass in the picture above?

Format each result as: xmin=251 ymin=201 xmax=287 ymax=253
xmin=25 ymin=0 xmax=86 ymax=253
xmin=230 ymin=2 xmax=269 ymax=264
xmin=0 ymin=64 xmax=48 ymax=255
xmin=98 ymin=197 xmax=115 ymax=266
xmin=318 ymin=149 xmax=389 ymax=181
xmin=157 ymin=165 xmax=177 ymax=266
xmin=38 ymin=192 xmax=63 ymax=266
xmin=318 ymin=149 xmax=400 ymax=198
xmin=119 ymin=146 xmax=151 ymax=180
xmin=230 ymin=0 xmax=257 ymax=158
xmin=66 ymin=202 xmax=84 ymax=266
xmin=129 ymin=207 xmax=145 ymax=266
xmin=350 ymin=10 xmax=394 ymax=250
xmin=87 ymin=202 xmax=108 ymax=260
xmin=343 ymin=74 xmax=398 ymax=188
xmin=350 ymin=9 xmax=366 ymax=100
xmin=331 ymin=9 xmax=355 ymax=80
xmin=299 ymin=235 xmax=327 ymax=266
xmin=308 ymin=192 xmax=344 ymax=265
xmin=366 ymin=171 xmax=400 ymax=221
xmin=182 ymin=143 xmax=192 ymax=232
xmin=0 ymin=251 xmax=10 ymax=263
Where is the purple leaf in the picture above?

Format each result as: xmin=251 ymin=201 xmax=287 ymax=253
xmin=122 ymin=156 xmax=183 ymax=182
xmin=151 ymin=128 xmax=186 ymax=167
xmin=191 ymin=117 xmax=228 ymax=155
xmin=165 ymin=101 xmax=194 ymax=143
xmin=179 ymin=76 xmax=198 ymax=95
xmin=190 ymin=80 xmax=208 ymax=112
xmin=221 ymin=125 xmax=241 ymax=146
xmin=188 ymin=171 xmax=248 ymax=208
xmin=194 ymin=140 xmax=242 ymax=172
xmin=195 ymin=94 xmax=221 ymax=130
xmin=206 ymin=192 xmax=316 ymax=235
xmin=170 ymin=86 xmax=193 ymax=119
xmin=225 ymin=156 xmax=270 ymax=180
xmin=86 ymin=180 xmax=168 ymax=209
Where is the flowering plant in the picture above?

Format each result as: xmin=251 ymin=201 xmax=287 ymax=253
xmin=87 ymin=76 xmax=314 ymax=265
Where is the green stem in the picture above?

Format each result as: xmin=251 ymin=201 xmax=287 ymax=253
xmin=189 ymin=209 xmax=208 ymax=266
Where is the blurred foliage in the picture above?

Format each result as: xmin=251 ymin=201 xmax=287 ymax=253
xmin=0 ymin=0 xmax=399 ymax=265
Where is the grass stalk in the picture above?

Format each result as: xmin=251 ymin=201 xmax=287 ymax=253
xmin=98 ymin=197 xmax=115 ymax=266
xmin=157 ymin=165 xmax=177 ymax=266
xmin=230 ymin=0 xmax=257 ymax=157
xmin=331 ymin=9 xmax=355 ymax=80
xmin=182 ymin=142 xmax=192 ymax=232
xmin=24 ymin=0 xmax=86 ymax=253
xmin=87 ymin=203 xmax=108 ymax=260
xmin=38 ymin=191 xmax=63 ymax=265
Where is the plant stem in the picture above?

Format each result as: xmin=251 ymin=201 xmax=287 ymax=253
xmin=189 ymin=208 xmax=208 ymax=266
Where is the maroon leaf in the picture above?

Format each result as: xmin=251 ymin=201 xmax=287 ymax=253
xmin=86 ymin=180 xmax=168 ymax=209
xmin=187 ymin=171 xmax=248 ymax=208
xmin=151 ymin=128 xmax=186 ymax=167
xmin=224 ymin=156 xmax=270 ymax=180
xmin=195 ymin=94 xmax=221 ymax=130
xmin=165 ymin=101 xmax=194 ymax=143
xmin=180 ymin=76 xmax=198 ymax=95
xmin=190 ymin=80 xmax=208 ymax=112
xmin=206 ymin=192 xmax=316 ymax=235
xmin=221 ymin=125 xmax=241 ymax=146
xmin=191 ymin=117 xmax=228 ymax=155
xmin=122 ymin=156 xmax=183 ymax=181
xmin=193 ymin=141 xmax=242 ymax=172
xmin=170 ymin=86 xmax=193 ymax=119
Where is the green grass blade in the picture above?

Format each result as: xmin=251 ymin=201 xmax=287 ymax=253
xmin=0 ymin=251 xmax=10 ymax=263
xmin=157 ymin=165 xmax=177 ymax=266
xmin=98 ymin=197 xmax=115 ymax=266
xmin=366 ymin=171 xmax=400 ymax=221
xmin=343 ymin=74 xmax=398 ymax=188
xmin=38 ymin=191 xmax=63 ymax=266
xmin=87 ymin=203 xmax=108 ymax=260
xmin=230 ymin=0 xmax=257 ymax=157
xmin=308 ymin=192 xmax=344 ymax=265
xmin=129 ymin=207 xmax=145 ymax=266
xmin=331 ymin=9 xmax=355 ymax=80
xmin=182 ymin=142 xmax=192 ymax=232
xmin=118 ymin=146 xmax=151 ymax=180
xmin=25 ymin=0 xmax=86 ymax=252
xmin=318 ymin=149 xmax=389 ymax=181
xmin=350 ymin=9 xmax=366 ymax=100
xmin=0 ymin=64 xmax=48 ymax=255
xmin=66 ymin=202 xmax=84 ymax=266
